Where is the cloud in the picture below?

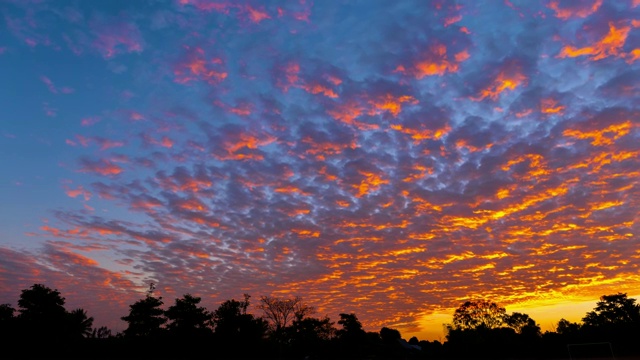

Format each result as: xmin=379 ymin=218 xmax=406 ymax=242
xmin=90 ymin=17 xmax=144 ymax=58
xmin=173 ymin=46 xmax=227 ymax=85
xmin=547 ymin=0 xmax=603 ymax=20
xmin=78 ymin=158 xmax=124 ymax=176
xmin=2 ymin=0 xmax=640 ymax=342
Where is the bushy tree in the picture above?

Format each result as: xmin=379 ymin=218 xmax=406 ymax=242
xmin=337 ymin=312 xmax=365 ymax=337
xmin=165 ymin=293 xmax=213 ymax=337
xmin=504 ymin=312 xmax=541 ymax=336
xmin=289 ymin=316 xmax=336 ymax=357
xmin=451 ymin=299 xmax=506 ymax=330
xmin=583 ymin=293 xmax=640 ymax=327
xmin=212 ymin=294 xmax=267 ymax=357
xmin=213 ymin=294 xmax=266 ymax=342
xmin=380 ymin=326 xmax=401 ymax=344
xmin=17 ymin=284 xmax=69 ymax=339
xmin=556 ymin=318 xmax=581 ymax=334
xmin=121 ymin=284 xmax=166 ymax=337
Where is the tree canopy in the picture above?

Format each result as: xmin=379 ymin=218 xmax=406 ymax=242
xmin=121 ymin=284 xmax=166 ymax=337
xmin=582 ymin=293 xmax=640 ymax=327
xmin=451 ymin=299 xmax=506 ymax=330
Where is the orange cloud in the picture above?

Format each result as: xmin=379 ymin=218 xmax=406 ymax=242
xmin=292 ymin=229 xmax=320 ymax=238
xmin=395 ymin=44 xmax=469 ymax=78
xmin=540 ymin=98 xmax=565 ymax=114
xmin=563 ymin=120 xmax=634 ymax=146
xmin=300 ymin=83 xmax=338 ymax=98
xmin=217 ymin=132 xmax=277 ymax=160
xmin=301 ymin=136 xmax=356 ymax=160
xmin=327 ymin=101 xmax=378 ymax=130
xmin=557 ymin=22 xmax=631 ymax=61
xmin=472 ymin=64 xmax=527 ymax=101
xmin=368 ymin=94 xmax=418 ymax=117
xmin=391 ymin=123 xmax=450 ymax=144
xmin=354 ymin=171 xmax=389 ymax=197
xmin=277 ymin=62 xmax=340 ymax=98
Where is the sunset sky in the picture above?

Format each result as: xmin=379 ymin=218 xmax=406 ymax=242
xmin=1 ymin=0 xmax=639 ymax=341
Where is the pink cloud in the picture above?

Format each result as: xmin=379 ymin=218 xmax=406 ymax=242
xmin=81 ymin=117 xmax=101 ymax=126
xmin=179 ymin=1 xmax=272 ymax=24
xmin=41 ymin=76 xmax=58 ymax=93
xmin=547 ymin=0 xmax=602 ymax=20
xmin=79 ymin=158 xmax=124 ymax=176
xmin=64 ymin=185 xmax=92 ymax=201
xmin=91 ymin=19 xmax=144 ymax=59
xmin=41 ymin=76 xmax=75 ymax=94
xmin=43 ymin=102 xmax=57 ymax=117
xmin=173 ymin=46 xmax=227 ymax=85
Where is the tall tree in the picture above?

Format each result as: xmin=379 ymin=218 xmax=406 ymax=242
xmin=582 ymin=293 xmax=640 ymax=327
xmin=165 ymin=293 xmax=213 ymax=337
xmin=121 ymin=283 xmax=166 ymax=337
xmin=451 ymin=299 xmax=506 ymax=330
xmin=336 ymin=313 xmax=369 ymax=357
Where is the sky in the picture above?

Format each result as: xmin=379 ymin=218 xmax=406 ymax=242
xmin=0 ymin=0 xmax=639 ymax=342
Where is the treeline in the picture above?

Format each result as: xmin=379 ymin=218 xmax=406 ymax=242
xmin=1 ymin=283 xmax=640 ymax=359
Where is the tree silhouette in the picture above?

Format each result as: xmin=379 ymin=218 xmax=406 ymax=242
xmin=337 ymin=313 xmax=365 ymax=336
xmin=90 ymin=326 xmax=112 ymax=339
xmin=121 ymin=284 xmax=166 ymax=337
xmin=289 ymin=315 xmax=336 ymax=357
xmin=17 ymin=283 xmax=69 ymax=339
xmin=257 ymin=295 xmax=313 ymax=333
xmin=336 ymin=313 xmax=370 ymax=358
xmin=504 ymin=312 xmax=540 ymax=336
xmin=0 ymin=303 xmax=16 ymax=340
xmin=556 ymin=318 xmax=581 ymax=334
xmin=582 ymin=293 xmax=640 ymax=327
xmin=451 ymin=299 xmax=506 ymax=330
xmin=67 ymin=308 xmax=94 ymax=339
xmin=379 ymin=326 xmax=401 ymax=344
xmin=0 ymin=303 xmax=15 ymax=321
xmin=165 ymin=293 xmax=213 ymax=338
xmin=212 ymin=295 xmax=267 ymax=356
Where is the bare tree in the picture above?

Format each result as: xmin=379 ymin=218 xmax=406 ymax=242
xmin=257 ymin=295 xmax=314 ymax=332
